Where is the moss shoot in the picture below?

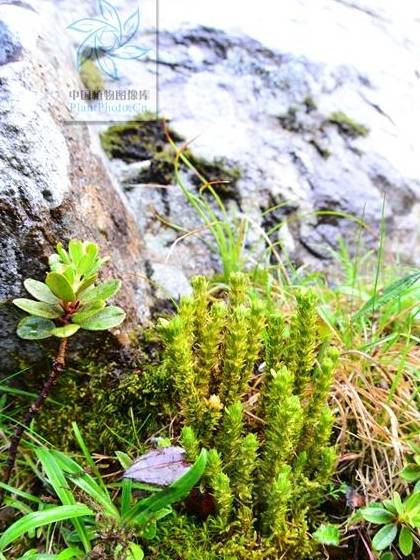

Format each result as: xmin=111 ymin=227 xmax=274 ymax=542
xmin=328 ymin=111 xmax=370 ymax=138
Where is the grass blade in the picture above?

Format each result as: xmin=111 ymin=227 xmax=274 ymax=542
xmin=354 ymin=271 xmax=420 ymax=319
xmin=71 ymin=422 xmax=107 ymax=493
xmin=0 ymin=504 xmax=93 ymax=550
xmin=0 ymin=481 xmax=42 ymax=504
xmin=51 ymin=450 xmax=119 ymax=519
xmin=121 ymin=478 xmax=132 ymax=517
xmin=35 ymin=449 xmax=91 ymax=552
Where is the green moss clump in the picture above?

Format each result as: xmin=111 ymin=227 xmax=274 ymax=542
xmin=99 ymin=115 xmax=182 ymax=163
xmin=32 ymin=329 xmax=167 ymax=454
xmin=79 ymin=59 xmax=104 ymax=94
xmin=189 ymin=156 xmax=242 ymax=201
xmin=136 ymin=150 xmax=176 ymax=185
xmin=100 ymin=115 xmax=242 ymax=198
xmin=328 ymin=111 xmax=370 ymax=138
xmin=141 ymin=273 xmax=339 ymax=559
xmin=145 ymin=514 xmax=277 ymax=559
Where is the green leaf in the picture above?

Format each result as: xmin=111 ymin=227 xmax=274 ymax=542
xmin=126 ymin=543 xmax=144 ymax=560
xmin=360 ymin=507 xmax=395 ymax=524
xmin=372 ymin=523 xmax=398 ymax=551
xmin=55 ymin=548 xmax=85 ymax=559
xmin=391 ymin=492 xmax=403 ymax=516
xmin=411 ymin=513 xmax=420 ymax=528
xmin=398 ymin=526 xmax=413 ymax=556
xmin=13 ymin=298 xmax=63 ymax=319
xmin=400 ymin=464 xmax=420 ymax=482
xmin=24 ymin=279 xmax=60 ymax=304
xmin=71 ymin=301 xmax=105 ymax=323
xmin=89 ymin=256 xmax=110 ymax=275
xmin=404 ymin=490 xmax=420 ymax=514
xmin=121 ymin=478 xmax=133 ymax=517
xmin=76 ymin=306 xmax=126 ymax=331
xmin=0 ymin=504 xmax=94 ymax=550
xmin=77 ymin=243 xmax=98 ymax=276
xmin=79 ymin=280 xmax=121 ymax=304
xmin=71 ymin=423 xmax=108 ymax=494
xmin=115 ymin=451 xmax=132 ymax=470
xmin=142 ymin=521 xmax=157 ymax=540
xmin=68 ymin=240 xmax=83 ymax=266
xmin=50 ymin=450 xmax=119 ymax=519
xmin=0 ymin=482 xmax=42 ymax=504
xmin=50 ymin=324 xmax=81 ymax=338
xmin=355 ymin=271 xmax=420 ymax=319
xmin=76 ymin=274 xmax=97 ymax=295
xmin=16 ymin=317 xmax=55 ymax=340
xmin=124 ymin=448 xmax=207 ymax=524
xmin=56 ymin=242 xmax=71 ymax=264
xmin=392 ymin=492 xmax=404 ymax=515
xmin=49 ymin=254 xmax=65 ymax=274
xmin=312 ymin=524 xmax=340 ymax=546
xmin=380 ymin=553 xmax=394 ymax=560
xmin=46 ymin=272 xmax=76 ymax=302
xmin=383 ymin=499 xmax=397 ymax=515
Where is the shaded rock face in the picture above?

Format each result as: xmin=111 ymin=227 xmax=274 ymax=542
xmin=89 ymin=0 xmax=420 ymax=285
xmin=0 ymin=2 xmax=150 ymax=371
xmin=130 ymin=24 xmax=419 ymax=270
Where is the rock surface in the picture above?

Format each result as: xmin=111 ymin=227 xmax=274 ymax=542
xmin=0 ymin=1 xmax=150 ymax=371
xmin=92 ymin=0 xmax=420 ymax=280
xmin=1 ymin=0 xmax=420 ymax=368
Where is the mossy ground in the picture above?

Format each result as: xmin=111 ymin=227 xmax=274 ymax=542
xmin=20 ymin=328 xmax=166 ymax=454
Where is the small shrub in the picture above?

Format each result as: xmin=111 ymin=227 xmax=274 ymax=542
xmin=1 ymin=240 xmax=125 ymax=502
xmin=359 ymin=491 xmax=420 ymax=556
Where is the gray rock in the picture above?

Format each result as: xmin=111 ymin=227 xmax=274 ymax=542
xmin=0 ymin=20 xmax=21 ymax=65
xmin=151 ymin=263 xmax=192 ymax=300
xmin=0 ymin=1 xmax=151 ymax=370
xmin=55 ymin=0 xmax=420 ymax=285
xmin=1 ymin=0 xmax=419 ymax=373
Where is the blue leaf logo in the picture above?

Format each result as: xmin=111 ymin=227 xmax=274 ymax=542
xmin=67 ymin=0 xmax=148 ymax=81
xmin=123 ymin=8 xmax=140 ymax=43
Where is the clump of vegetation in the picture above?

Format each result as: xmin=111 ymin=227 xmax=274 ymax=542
xmin=303 ymin=95 xmax=317 ymax=112
xmin=1 ymin=240 xmax=125 ymax=502
xmin=142 ymin=272 xmax=339 ymax=558
xmin=328 ymin=111 xmax=370 ymax=138
xmin=99 ymin=114 xmax=182 ymax=164
xmin=358 ymin=489 xmax=419 ymax=557
xmin=79 ymin=57 xmax=104 ymax=95
xmin=0 ymin=423 xmax=207 ymax=558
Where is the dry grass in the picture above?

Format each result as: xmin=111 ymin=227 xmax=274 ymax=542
xmin=332 ymin=339 xmax=419 ymax=505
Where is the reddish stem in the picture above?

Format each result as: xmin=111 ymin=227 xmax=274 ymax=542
xmin=0 ymin=338 xmax=68 ymax=505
